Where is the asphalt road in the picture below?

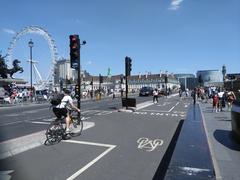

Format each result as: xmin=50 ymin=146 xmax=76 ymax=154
xmin=0 ymin=95 xmax=192 ymax=180
xmin=0 ymin=95 xmax=151 ymax=142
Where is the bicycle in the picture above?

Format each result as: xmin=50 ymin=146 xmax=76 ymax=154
xmin=44 ymin=109 xmax=83 ymax=145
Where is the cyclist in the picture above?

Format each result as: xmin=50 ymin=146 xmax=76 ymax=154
xmin=53 ymin=89 xmax=80 ymax=134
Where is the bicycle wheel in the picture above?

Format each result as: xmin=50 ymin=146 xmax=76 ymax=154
xmin=45 ymin=121 xmax=63 ymax=145
xmin=69 ymin=117 xmax=83 ymax=137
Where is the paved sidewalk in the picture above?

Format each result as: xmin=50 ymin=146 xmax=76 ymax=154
xmin=200 ymin=102 xmax=240 ymax=180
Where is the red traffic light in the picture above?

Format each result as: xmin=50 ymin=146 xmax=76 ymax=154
xmin=70 ymin=35 xmax=79 ymax=41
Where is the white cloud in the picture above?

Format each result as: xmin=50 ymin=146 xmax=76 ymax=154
xmin=2 ymin=28 xmax=16 ymax=34
xmin=169 ymin=0 xmax=184 ymax=10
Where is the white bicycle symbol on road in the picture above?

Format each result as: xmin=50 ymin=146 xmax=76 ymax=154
xmin=137 ymin=137 xmax=164 ymax=152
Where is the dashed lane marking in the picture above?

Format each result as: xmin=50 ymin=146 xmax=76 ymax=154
xmin=96 ymin=111 xmax=113 ymax=116
xmin=133 ymin=111 xmax=186 ymax=117
xmin=29 ymin=121 xmax=51 ymax=125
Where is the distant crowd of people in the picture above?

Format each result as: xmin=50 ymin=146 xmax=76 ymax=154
xmin=189 ymin=86 xmax=237 ymax=112
xmin=0 ymin=83 xmax=34 ymax=104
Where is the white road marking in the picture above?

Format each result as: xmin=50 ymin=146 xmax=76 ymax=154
xmin=156 ymin=102 xmax=172 ymax=107
xmin=133 ymin=111 xmax=186 ymax=117
xmin=42 ymin=118 xmax=55 ymax=122
xmin=173 ymin=111 xmax=185 ymax=114
xmin=150 ymin=112 xmax=164 ymax=116
xmin=133 ymin=112 xmax=148 ymax=115
xmin=0 ymin=122 xmax=95 ymax=160
xmin=81 ymin=110 xmax=100 ymax=114
xmin=30 ymin=121 xmax=50 ymax=125
xmin=143 ymin=110 xmax=172 ymax=113
xmin=168 ymin=102 xmax=180 ymax=112
xmin=96 ymin=111 xmax=113 ymax=116
xmin=1 ymin=109 xmax=112 ymax=126
xmin=0 ymin=121 xmax=22 ymax=126
xmin=81 ymin=117 xmax=91 ymax=121
xmin=4 ymin=113 xmax=21 ymax=117
xmin=137 ymin=137 xmax=164 ymax=152
xmin=64 ymin=140 xmax=116 ymax=180
xmin=136 ymin=101 xmax=153 ymax=110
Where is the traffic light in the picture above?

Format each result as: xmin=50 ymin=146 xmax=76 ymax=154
xmin=125 ymin=56 xmax=132 ymax=76
xmin=69 ymin=35 xmax=80 ymax=69
xmin=99 ymin=74 xmax=103 ymax=83
xmin=74 ymin=84 xmax=79 ymax=98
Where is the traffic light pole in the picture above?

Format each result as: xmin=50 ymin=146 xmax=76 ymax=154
xmin=124 ymin=56 xmax=132 ymax=109
xmin=70 ymin=35 xmax=86 ymax=119
xmin=91 ymin=77 xmax=93 ymax=99
xmin=77 ymin=48 xmax=81 ymax=118
xmin=99 ymin=74 xmax=101 ymax=100
xmin=125 ymin=75 xmax=128 ymax=109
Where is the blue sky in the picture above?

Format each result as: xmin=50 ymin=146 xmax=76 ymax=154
xmin=0 ymin=0 xmax=239 ymax=81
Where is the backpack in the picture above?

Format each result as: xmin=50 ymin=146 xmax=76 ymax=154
xmin=50 ymin=93 xmax=64 ymax=106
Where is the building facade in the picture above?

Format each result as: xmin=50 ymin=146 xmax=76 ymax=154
xmin=54 ymin=59 xmax=91 ymax=85
xmin=83 ymin=74 xmax=180 ymax=93
xmin=54 ymin=59 xmax=76 ymax=84
xmin=196 ymin=70 xmax=222 ymax=87
xmin=174 ymin=74 xmax=197 ymax=90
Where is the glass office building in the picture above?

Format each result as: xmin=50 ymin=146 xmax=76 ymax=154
xmin=196 ymin=70 xmax=222 ymax=86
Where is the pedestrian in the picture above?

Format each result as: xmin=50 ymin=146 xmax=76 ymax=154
xmin=185 ymin=88 xmax=189 ymax=97
xmin=217 ymin=89 xmax=225 ymax=111
xmin=192 ymin=88 xmax=197 ymax=105
xmin=112 ymin=91 xmax=116 ymax=99
xmin=212 ymin=93 xmax=219 ymax=113
xmin=179 ymin=89 xmax=182 ymax=98
xmin=90 ymin=90 xmax=93 ymax=99
xmin=153 ymin=89 xmax=159 ymax=103
xmin=227 ymin=90 xmax=236 ymax=111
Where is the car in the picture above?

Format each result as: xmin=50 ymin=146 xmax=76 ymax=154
xmin=139 ymin=87 xmax=153 ymax=96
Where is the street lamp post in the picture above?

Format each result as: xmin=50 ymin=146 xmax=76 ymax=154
xmin=28 ymin=39 xmax=34 ymax=102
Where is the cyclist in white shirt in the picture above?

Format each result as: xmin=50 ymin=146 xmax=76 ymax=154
xmin=53 ymin=89 xmax=80 ymax=133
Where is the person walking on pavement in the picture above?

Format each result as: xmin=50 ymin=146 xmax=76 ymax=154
xmin=153 ymin=89 xmax=159 ymax=103
xmin=112 ymin=91 xmax=116 ymax=100
xmin=227 ymin=90 xmax=236 ymax=111
xmin=218 ymin=90 xmax=225 ymax=112
xmin=179 ymin=89 xmax=182 ymax=98
xmin=192 ymin=88 xmax=197 ymax=105
xmin=212 ymin=93 xmax=219 ymax=113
